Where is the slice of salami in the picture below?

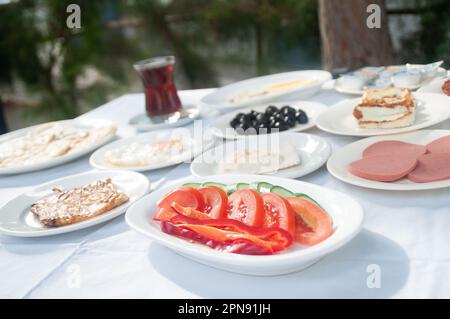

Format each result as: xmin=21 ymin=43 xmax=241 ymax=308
xmin=363 ymin=140 xmax=426 ymax=159
xmin=348 ymin=155 xmax=418 ymax=182
xmin=426 ymin=135 xmax=450 ymax=154
xmin=408 ymin=153 xmax=450 ymax=183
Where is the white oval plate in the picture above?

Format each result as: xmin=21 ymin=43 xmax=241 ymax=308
xmin=200 ymin=70 xmax=331 ymax=111
xmin=208 ymin=101 xmax=327 ymax=140
xmin=126 ymin=174 xmax=363 ymax=276
xmin=190 ymin=133 xmax=331 ymax=179
xmin=0 ymin=170 xmax=149 ymax=237
xmin=417 ymin=76 xmax=449 ymax=95
xmin=327 ymin=129 xmax=450 ymax=191
xmin=90 ymin=128 xmax=216 ymax=172
xmin=334 ymin=66 xmax=447 ymax=95
xmin=0 ymin=118 xmax=117 ymax=175
xmin=316 ymin=92 xmax=450 ymax=137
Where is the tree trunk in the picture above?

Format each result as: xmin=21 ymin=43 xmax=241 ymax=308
xmin=319 ymin=0 xmax=394 ymax=72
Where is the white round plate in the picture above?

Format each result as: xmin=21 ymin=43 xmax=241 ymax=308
xmin=208 ymin=101 xmax=327 ymax=140
xmin=0 ymin=170 xmax=149 ymax=237
xmin=0 ymin=118 xmax=116 ymax=175
xmin=126 ymin=174 xmax=363 ymax=276
xmin=316 ymin=92 xmax=450 ymax=137
xmin=190 ymin=133 xmax=331 ymax=179
xmin=90 ymin=128 xmax=216 ymax=172
xmin=417 ymin=76 xmax=449 ymax=95
xmin=334 ymin=66 xmax=447 ymax=95
xmin=129 ymin=104 xmax=200 ymax=132
xmin=327 ymin=129 xmax=450 ymax=191
xmin=200 ymin=70 xmax=331 ymax=111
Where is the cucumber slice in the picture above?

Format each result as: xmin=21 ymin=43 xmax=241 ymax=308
xmin=182 ymin=182 xmax=201 ymax=188
xmin=225 ymin=183 xmax=238 ymax=195
xmin=236 ymin=183 xmax=250 ymax=190
xmin=257 ymin=182 xmax=273 ymax=193
xmin=295 ymin=193 xmax=322 ymax=207
xmin=270 ymin=185 xmax=295 ymax=197
xmin=202 ymin=182 xmax=226 ymax=190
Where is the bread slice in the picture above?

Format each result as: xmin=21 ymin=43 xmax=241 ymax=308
xmin=31 ymin=179 xmax=129 ymax=227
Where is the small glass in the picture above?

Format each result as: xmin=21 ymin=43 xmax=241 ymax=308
xmin=133 ymin=56 xmax=182 ymax=117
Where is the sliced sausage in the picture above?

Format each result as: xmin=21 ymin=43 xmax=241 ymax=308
xmin=348 ymin=155 xmax=418 ymax=182
xmin=408 ymin=153 xmax=450 ymax=183
xmin=442 ymin=79 xmax=450 ymax=96
xmin=362 ymin=140 xmax=427 ymax=158
xmin=426 ymin=135 xmax=450 ymax=154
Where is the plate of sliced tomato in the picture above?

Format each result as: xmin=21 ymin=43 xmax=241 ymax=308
xmin=126 ymin=175 xmax=363 ymax=276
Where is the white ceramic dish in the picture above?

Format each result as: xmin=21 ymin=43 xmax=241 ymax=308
xmin=0 ymin=170 xmax=149 ymax=237
xmin=128 ymin=104 xmax=200 ymax=132
xmin=200 ymin=70 xmax=331 ymax=111
xmin=417 ymin=76 xmax=449 ymax=95
xmin=327 ymin=130 xmax=450 ymax=191
xmin=190 ymin=133 xmax=331 ymax=179
xmin=316 ymin=92 xmax=450 ymax=137
xmin=90 ymin=128 xmax=215 ymax=172
xmin=125 ymin=174 xmax=363 ymax=276
xmin=334 ymin=65 xmax=447 ymax=95
xmin=209 ymin=101 xmax=327 ymax=140
xmin=0 ymin=118 xmax=116 ymax=175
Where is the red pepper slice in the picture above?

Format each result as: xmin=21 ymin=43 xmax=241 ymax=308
xmin=161 ymin=213 xmax=293 ymax=255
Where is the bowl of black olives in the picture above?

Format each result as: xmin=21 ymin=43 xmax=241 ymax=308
xmin=229 ymin=105 xmax=309 ymax=135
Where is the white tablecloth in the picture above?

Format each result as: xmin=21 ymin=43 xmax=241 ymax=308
xmin=1 ymin=86 xmax=450 ymax=299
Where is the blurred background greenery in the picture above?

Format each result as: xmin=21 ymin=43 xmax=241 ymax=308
xmin=0 ymin=0 xmax=449 ymax=132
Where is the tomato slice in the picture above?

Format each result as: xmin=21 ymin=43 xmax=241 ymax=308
xmin=197 ymin=186 xmax=228 ymax=219
xmin=228 ymin=189 xmax=264 ymax=227
xmin=286 ymin=197 xmax=333 ymax=246
xmin=261 ymin=193 xmax=295 ymax=238
xmin=157 ymin=187 xmax=204 ymax=211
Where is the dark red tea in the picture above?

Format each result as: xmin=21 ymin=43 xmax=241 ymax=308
xmin=134 ymin=56 xmax=182 ymax=117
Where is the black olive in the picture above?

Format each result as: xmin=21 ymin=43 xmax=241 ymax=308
xmin=255 ymin=113 xmax=268 ymax=123
xmin=265 ymin=105 xmax=278 ymax=116
xmin=283 ymin=116 xmax=296 ymax=128
xmin=280 ymin=105 xmax=296 ymax=116
xmin=295 ymin=109 xmax=308 ymax=124
xmin=273 ymin=112 xmax=284 ymax=121
xmin=230 ymin=118 xmax=239 ymax=128
xmin=268 ymin=117 xmax=277 ymax=128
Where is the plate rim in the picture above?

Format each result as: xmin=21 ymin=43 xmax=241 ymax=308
xmin=200 ymin=70 xmax=332 ymax=110
xmin=0 ymin=169 xmax=150 ymax=237
xmin=326 ymin=129 xmax=450 ymax=191
xmin=89 ymin=128 xmax=216 ymax=172
xmin=125 ymin=174 xmax=364 ymax=264
xmin=208 ymin=100 xmax=328 ymax=140
xmin=189 ymin=132 xmax=331 ymax=178
xmin=316 ymin=92 xmax=450 ymax=137
xmin=0 ymin=118 xmax=117 ymax=175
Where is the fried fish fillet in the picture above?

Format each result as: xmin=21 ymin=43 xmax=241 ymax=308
xmin=31 ymin=179 xmax=129 ymax=227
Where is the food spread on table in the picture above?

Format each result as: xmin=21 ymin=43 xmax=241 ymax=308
xmin=0 ymin=122 xmax=116 ymax=169
xmin=152 ymin=182 xmax=333 ymax=255
xmin=352 ymin=87 xmax=416 ymax=129
xmin=103 ymin=138 xmax=185 ymax=167
xmin=227 ymin=78 xmax=318 ymax=104
xmin=348 ymin=135 xmax=450 ymax=183
xmin=337 ymin=61 xmax=443 ymax=91
xmin=31 ymin=179 xmax=129 ymax=227
xmin=218 ymin=143 xmax=301 ymax=175
xmin=230 ymin=105 xmax=308 ymax=135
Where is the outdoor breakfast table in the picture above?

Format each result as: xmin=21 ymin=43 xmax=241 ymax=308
xmin=1 ymin=83 xmax=450 ymax=299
